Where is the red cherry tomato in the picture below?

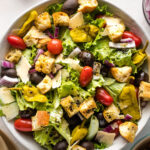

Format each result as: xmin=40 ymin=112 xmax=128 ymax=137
xmin=14 ymin=118 xmax=32 ymax=132
xmin=7 ymin=35 xmax=26 ymax=50
xmin=47 ymin=39 xmax=63 ymax=55
xmin=79 ymin=66 xmax=93 ymax=87
xmin=110 ymin=120 xmax=122 ymax=137
xmin=95 ymin=87 xmax=113 ymax=106
xmin=122 ymin=31 xmax=142 ymax=47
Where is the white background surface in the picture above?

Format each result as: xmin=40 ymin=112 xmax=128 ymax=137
xmin=0 ymin=0 xmax=150 ymax=150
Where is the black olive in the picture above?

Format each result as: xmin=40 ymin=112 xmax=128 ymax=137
xmin=1 ymin=68 xmax=17 ymax=77
xmin=80 ymin=141 xmax=94 ymax=150
xmin=100 ymin=64 xmax=109 ymax=77
xmin=30 ymin=72 xmax=44 ymax=85
xmin=96 ymin=112 xmax=108 ymax=128
xmin=79 ymin=51 xmax=94 ymax=67
xmin=53 ymin=140 xmax=68 ymax=150
xmin=64 ymin=113 xmax=82 ymax=130
xmin=134 ymin=71 xmax=149 ymax=86
xmin=19 ymin=108 xmax=36 ymax=118
xmin=62 ymin=0 xmax=79 ymax=15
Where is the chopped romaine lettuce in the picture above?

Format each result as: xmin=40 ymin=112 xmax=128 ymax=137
xmin=94 ymin=142 xmax=107 ymax=149
xmin=46 ymin=3 xmax=63 ymax=14
xmin=23 ymin=45 xmax=37 ymax=65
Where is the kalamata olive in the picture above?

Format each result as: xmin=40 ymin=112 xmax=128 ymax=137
xmin=100 ymin=64 xmax=109 ymax=77
xmin=62 ymin=0 xmax=79 ymax=15
xmin=96 ymin=112 xmax=108 ymax=128
xmin=30 ymin=72 xmax=44 ymax=85
xmin=19 ymin=108 xmax=36 ymax=118
xmin=53 ymin=140 xmax=68 ymax=150
xmin=1 ymin=68 xmax=17 ymax=77
xmin=134 ymin=71 xmax=149 ymax=86
xmin=79 ymin=51 xmax=94 ymax=67
xmin=64 ymin=113 xmax=82 ymax=129
xmin=80 ymin=141 xmax=94 ymax=150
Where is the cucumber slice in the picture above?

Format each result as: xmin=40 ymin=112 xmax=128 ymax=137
xmin=2 ymin=102 xmax=19 ymax=120
xmin=86 ymin=115 xmax=99 ymax=140
xmin=0 ymin=87 xmax=15 ymax=104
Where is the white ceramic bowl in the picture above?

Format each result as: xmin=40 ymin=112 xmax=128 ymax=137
xmin=1 ymin=0 xmax=150 ymax=150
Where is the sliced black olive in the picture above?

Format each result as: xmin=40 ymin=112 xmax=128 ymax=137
xmin=96 ymin=112 xmax=108 ymax=128
xmin=79 ymin=51 xmax=94 ymax=67
xmin=100 ymin=64 xmax=109 ymax=77
xmin=80 ymin=141 xmax=94 ymax=150
xmin=19 ymin=108 xmax=36 ymax=118
xmin=1 ymin=68 xmax=17 ymax=77
xmin=53 ymin=140 xmax=68 ymax=150
xmin=134 ymin=71 xmax=149 ymax=86
xmin=62 ymin=0 xmax=79 ymax=15
xmin=30 ymin=72 xmax=44 ymax=85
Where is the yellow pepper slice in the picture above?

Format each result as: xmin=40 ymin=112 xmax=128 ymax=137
xmin=22 ymin=85 xmax=48 ymax=103
xmin=133 ymin=41 xmax=149 ymax=65
xmin=18 ymin=10 xmax=38 ymax=36
xmin=71 ymin=123 xmax=88 ymax=145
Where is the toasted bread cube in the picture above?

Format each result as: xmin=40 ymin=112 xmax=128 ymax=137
xmin=79 ymin=97 xmax=97 ymax=119
xmin=103 ymin=104 xmax=124 ymax=123
xmin=35 ymin=54 xmax=55 ymax=74
xmin=119 ymin=122 xmax=138 ymax=143
xmin=96 ymin=131 xmax=116 ymax=146
xmin=52 ymin=12 xmax=69 ymax=27
xmin=37 ymin=75 xmax=52 ymax=94
xmin=35 ymin=12 xmax=51 ymax=31
xmin=78 ymin=0 xmax=98 ymax=13
xmin=32 ymin=111 xmax=50 ymax=131
xmin=37 ymin=38 xmax=51 ymax=49
xmin=139 ymin=81 xmax=150 ymax=101
xmin=111 ymin=66 xmax=132 ymax=83
xmin=72 ymin=145 xmax=86 ymax=150
xmin=61 ymin=96 xmax=79 ymax=117
xmin=103 ymin=16 xmax=125 ymax=42
xmin=23 ymin=26 xmax=49 ymax=47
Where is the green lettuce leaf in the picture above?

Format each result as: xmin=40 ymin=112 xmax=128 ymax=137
xmin=23 ymin=45 xmax=37 ymax=65
xmin=61 ymin=29 xmax=77 ymax=56
xmin=94 ymin=142 xmax=107 ymax=149
xmin=46 ymin=3 xmax=63 ymax=14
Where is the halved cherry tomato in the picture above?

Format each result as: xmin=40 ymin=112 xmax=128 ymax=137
xmin=95 ymin=87 xmax=113 ymax=106
xmin=80 ymin=66 xmax=93 ymax=87
xmin=14 ymin=118 xmax=32 ymax=132
xmin=47 ymin=39 xmax=63 ymax=55
xmin=7 ymin=35 xmax=26 ymax=50
xmin=122 ymin=31 xmax=142 ymax=47
xmin=110 ymin=120 xmax=122 ymax=137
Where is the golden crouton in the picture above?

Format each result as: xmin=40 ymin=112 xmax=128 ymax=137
xmin=139 ymin=81 xmax=150 ymax=101
xmin=119 ymin=122 xmax=138 ymax=143
xmin=78 ymin=0 xmax=98 ymax=13
xmin=37 ymin=75 xmax=52 ymax=94
xmin=72 ymin=145 xmax=86 ymax=150
xmin=32 ymin=111 xmax=50 ymax=131
xmin=103 ymin=104 xmax=124 ymax=123
xmin=103 ymin=16 xmax=125 ymax=42
xmin=52 ymin=12 xmax=69 ymax=26
xmin=60 ymin=96 xmax=79 ymax=117
xmin=79 ymin=97 xmax=97 ymax=119
xmin=35 ymin=12 xmax=51 ymax=31
xmin=111 ymin=66 xmax=132 ymax=83
xmin=37 ymin=38 xmax=51 ymax=49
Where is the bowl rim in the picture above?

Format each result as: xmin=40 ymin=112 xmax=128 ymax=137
xmin=1 ymin=0 xmax=150 ymax=150
xmin=142 ymin=0 xmax=150 ymax=25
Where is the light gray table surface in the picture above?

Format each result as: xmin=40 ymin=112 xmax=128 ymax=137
xmin=0 ymin=0 xmax=150 ymax=150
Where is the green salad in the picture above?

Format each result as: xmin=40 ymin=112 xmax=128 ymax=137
xmin=0 ymin=0 xmax=150 ymax=150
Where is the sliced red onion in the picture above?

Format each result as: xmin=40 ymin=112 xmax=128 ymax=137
xmin=46 ymin=30 xmax=54 ymax=39
xmin=120 ymin=38 xmax=133 ymax=43
xmin=109 ymin=41 xmax=136 ymax=49
xmin=29 ymin=69 xmax=37 ymax=74
xmin=68 ymin=47 xmax=81 ymax=58
xmin=103 ymin=125 xmax=113 ymax=133
xmin=54 ymin=27 xmax=59 ymax=39
xmin=1 ymin=61 xmax=14 ymax=69
xmin=34 ymin=49 xmax=44 ymax=63
xmin=49 ymin=73 xmax=55 ymax=79
xmin=104 ymin=60 xmax=115 ymax=67
xmin=0 ymin=76 xmax=19 ymax=87
xmin=124 ymin=114 xmax=133 ymax=120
